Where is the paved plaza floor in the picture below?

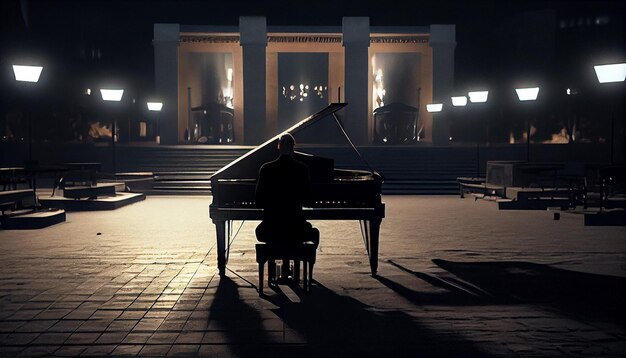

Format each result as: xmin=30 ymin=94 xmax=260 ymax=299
xmin=0 ymin=195 xmax=625 ymax=357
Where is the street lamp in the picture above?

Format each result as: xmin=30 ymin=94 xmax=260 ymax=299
xmin=515 ymin=87 xmax=540 ymax=101
xmin=451 ymin=96 xmax=468 ymax=107
xmin=594 ymin=62 xmax=626 ymax=164
xmin=426 ymin=103 xmax=443 ymax=113
xmin=466 ymin=91 xmax=490 ymax=178
xmin=101 ymin=89 xmax=124 ymax=102
xmin=13 ymin=64 xmax=43 ymax=161
xmin=147 ymin=101 xmax=163 ymax=144
xmin=593 ymin=63 xmax=626 ymax=83
xmin=468 ymin=90 xmax=489 ymax=103
xmin=100 ymin=88 xmax=124 ymax=173
xmin=13 ymin=65 xmax=43 ymax=83
xmin=515 ymin=87 xmax=540 ymax=162
xmin=13 ymin=64 xmax=44 ymax=210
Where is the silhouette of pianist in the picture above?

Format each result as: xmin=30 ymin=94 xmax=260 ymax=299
xmin=255 ymin=133 xmax=320 ymax=246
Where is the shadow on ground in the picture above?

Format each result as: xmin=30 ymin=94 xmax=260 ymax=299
xmin=207 ymin=275 xmax=495 ymax=358
xmin=376 ymin=259 xmax=496 ymax=306
xmin=268 ymin=282 xmax=493 ymax=357
xmin=207 ymin=276 xmax=308 ymax=358
xmin=431 ymin=259 xmax=626 ymax=323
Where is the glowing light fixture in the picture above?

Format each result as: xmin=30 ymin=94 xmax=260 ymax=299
xmin=426 ymin=103 xmax=443 ymax=113
xmin=468 ymin=91 xmax=489 ymax=103
xmin=451 ymin=96 xmax=468 ymax=107
xmin=100 ymin=89 xmax=124 ymax=102
xmin=147 ymin=102 xmax=163 ymax=111
xmin=594 ymin=63 xmax=626 ymax=83
xmin=515 ymin=87 xmax=540 ymax=101
xmin=12 ymin=65 xmax=43 ymax=83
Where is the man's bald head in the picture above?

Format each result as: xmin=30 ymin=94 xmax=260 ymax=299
xmin=278 ymin=133 xmax=295 ymax=155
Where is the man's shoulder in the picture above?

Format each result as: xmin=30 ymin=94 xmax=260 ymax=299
xmin=293 ymin=159 xmax=309 ymax=172
xmin=260 ymin=158 xmax=280 ymax=171
xmin=260 ymin=155 xmax=309 ymax=173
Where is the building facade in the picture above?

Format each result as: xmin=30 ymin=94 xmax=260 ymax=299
xmin=153 ymin=17 xmax=455 ymax=146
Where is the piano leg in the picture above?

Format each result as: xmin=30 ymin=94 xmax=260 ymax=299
xmin=214 ymin=220 xmax=227 ymax=276
xmin=369 ymin=218 xmax=381 ymax=276
xmin=360 ymin=219 xmax=381 ymax=276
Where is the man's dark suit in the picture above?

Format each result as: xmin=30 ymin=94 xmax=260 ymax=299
xmin=255 ymin=154 xmax=319 ymax=244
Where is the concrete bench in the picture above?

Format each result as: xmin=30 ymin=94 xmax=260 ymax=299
xmin=63 ymin=183 xmax=118 ymax=199
xmin=457 ymin=177 xmax=505 ymax=198
xmin=0 ymin=167 xmax=28 ymax=190
xmin=0 ymin=189 xmax=34 ymax=214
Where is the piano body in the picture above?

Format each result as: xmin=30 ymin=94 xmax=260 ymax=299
xmin=209 ymin=103 xmax=385 ymax=276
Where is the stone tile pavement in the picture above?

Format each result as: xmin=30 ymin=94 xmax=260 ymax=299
xmin=0 ymin=195 xmax=625 ymax=357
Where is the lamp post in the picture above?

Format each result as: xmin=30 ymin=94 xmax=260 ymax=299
xmin=452 ymin=94 xmax=483 ymax=177
xmin=515 ymin=87 xmax=540 ymax=162
xmin=450 ymin=95 xmax=467 ymax=143
xmin=100 ymin=88 xmax=124 ymax=173
xmin=12 ymin=64 xmax=43 ymax=161
xmin=594 ymin=62 xmax=626 ymax=164
xmin=13 ymin=64 xmax=43 ymax=209
xmin=147 ymin=101 xmax=163 ymax=144
xmin=467 ymin=90 xmax=490 ymax=178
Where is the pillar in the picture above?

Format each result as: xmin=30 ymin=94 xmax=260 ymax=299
xmin=429 ymin=24 xmax=456 ymax=146
xmin=153 ymin=23 xmax=180 ymax=145
xmin=342 ymin=17 xmax=370 ymax=145
xmin=240 ymin=16 xmax=267 ymax=145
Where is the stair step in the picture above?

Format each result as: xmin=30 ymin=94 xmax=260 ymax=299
xmin=115 ymin=145 xmax=483 ymax=195
xmin=149 ymin=189 xmax=212 ymax=196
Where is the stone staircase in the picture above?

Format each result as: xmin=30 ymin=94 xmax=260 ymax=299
xmin=115 ymin=146 xmax=249 ymax=195
xmin=304 ymin=146 xmax=478 ymax=195
xmin=114 ymin=145 xmax=481 ymax=195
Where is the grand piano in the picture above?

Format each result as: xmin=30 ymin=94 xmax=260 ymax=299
xmin=209 ymin=103 xmax=385 ymax=276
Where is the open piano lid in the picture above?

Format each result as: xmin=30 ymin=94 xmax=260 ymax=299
xmin=210 ymin=103 xmax=348 ymax=181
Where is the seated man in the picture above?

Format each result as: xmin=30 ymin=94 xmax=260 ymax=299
xmin=255 ymin=133 xmax=319 ymax=246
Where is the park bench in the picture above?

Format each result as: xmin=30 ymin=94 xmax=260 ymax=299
xmin=0 ymin=189 xmax=34 ymax=214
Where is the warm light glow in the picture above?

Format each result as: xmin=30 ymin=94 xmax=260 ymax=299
xmin=100 ymin=89 xmax=124 ymax=101
xmin=515 ymin=87 xmax=540 ymax=101
xmin=426 ymin=103 xmax=443 ymax=113
xmin=468 ymin=91 xmax=489 ymax=103
xmin=147 ymin=102 xmax=163 ymax=111
xmin=223 ymin=68 xmax=234 ymax=109
xmin=12 ymin=65 xmax=43 ymax=83
xmin=594 ymin=63 xmax=626 ymax=83
xmin=283 ymin=83 xmax=323 ymax=102
xmin=451 ymin=96 xmax=467 ymax=106
xmin=373 ymin=68 xmax=386 ymax=110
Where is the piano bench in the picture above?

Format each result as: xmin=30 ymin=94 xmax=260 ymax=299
xmin=255 ymin=241 xmax=317 ymax=296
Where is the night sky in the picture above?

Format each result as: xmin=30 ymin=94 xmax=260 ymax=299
xmin=1 ymin=0 xmax=624 ymax=107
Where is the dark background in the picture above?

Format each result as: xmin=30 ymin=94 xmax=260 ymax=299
xmin=1 ymin=0 xmax=624 ymax=144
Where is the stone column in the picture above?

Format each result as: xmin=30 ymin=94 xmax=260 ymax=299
xmin=240 ymin=16 xmax=267 ymax=145
xmin=342 ymin=17 xmax=370 ymax=145
xmin=429 ymin=24 xmax=456 ymax=145
xmin=153 ymin=24 xmax=180 ymax=145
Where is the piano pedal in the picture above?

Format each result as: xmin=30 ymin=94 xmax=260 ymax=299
xmin=271 ymin=261 xmax=298 ymax=286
